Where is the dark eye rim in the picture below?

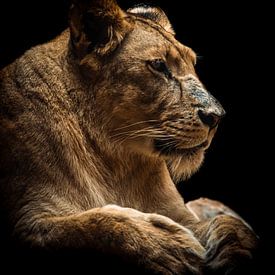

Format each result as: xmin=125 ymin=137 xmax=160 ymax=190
xmin=147 ymin=59 xmax=172 ymax=78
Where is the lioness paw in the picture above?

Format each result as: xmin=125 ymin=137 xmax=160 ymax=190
xmin=102 ymin=205 xmax=205 ymax=274
xmin=203 ymin=215 xmax=258 ymax=274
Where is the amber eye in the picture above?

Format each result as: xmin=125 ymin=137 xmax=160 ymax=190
xmin=148 ymin=59 xmax=172 ymax=78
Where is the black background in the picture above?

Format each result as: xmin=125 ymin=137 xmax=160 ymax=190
xmin=0 ymin=0 xmax=271 ymax=272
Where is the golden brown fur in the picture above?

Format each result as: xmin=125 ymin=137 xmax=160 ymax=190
xmin=0 ymin=0 xmax=257 ymax=273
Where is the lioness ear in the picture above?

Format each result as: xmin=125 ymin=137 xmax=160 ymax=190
xmin=69 ymin=0 xmax=132 ymax=58
xmin=128 ymin=5 xmax=175 ymax=35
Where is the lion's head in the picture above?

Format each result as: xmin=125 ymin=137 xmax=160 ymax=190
xmin=69 ymin=0 xmax=225 ymax=181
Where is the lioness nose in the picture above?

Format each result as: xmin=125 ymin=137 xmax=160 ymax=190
xmin=198 ymin=110 xmax=223 ymax=128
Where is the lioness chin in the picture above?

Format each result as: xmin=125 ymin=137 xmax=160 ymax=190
xmin=0 ymin=0 xmax=257 ymax=274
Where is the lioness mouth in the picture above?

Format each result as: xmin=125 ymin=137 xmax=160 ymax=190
xmin=154 ymin=139 xmax=208 ymax=156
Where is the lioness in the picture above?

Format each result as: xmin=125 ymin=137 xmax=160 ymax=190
xmin=0 ymin=0 xmax=257 ymax=273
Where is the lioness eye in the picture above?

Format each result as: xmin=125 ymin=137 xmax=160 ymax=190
xmin=148 ymin=59 xmax=172 ymax=78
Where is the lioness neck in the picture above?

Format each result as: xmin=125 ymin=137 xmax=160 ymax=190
xmin=88 ymin=142 xmax=189 ymax=221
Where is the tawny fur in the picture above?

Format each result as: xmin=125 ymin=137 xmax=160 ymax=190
xmin=0 ymin=0 xmax=257 ymax=274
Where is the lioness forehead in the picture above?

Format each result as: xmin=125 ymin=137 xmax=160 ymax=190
xmin=127 ymin=5 xmax=196 ymax=65
xmin=120 ymin=23 xmax=196 ymax=69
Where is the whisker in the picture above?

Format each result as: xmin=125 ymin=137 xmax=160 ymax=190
xmin=113 ymin=132 xmax=166 ymax=145
xmin=156 ymin=139 xmax=178 ymax=153
xmin=111 ymin=126 xmax=163 ymax=138
xmin=113 ymin=128 xmax=171 ymax=146
xmin=175 ymin=156 xmax=183 ymax=171
xmin=110 ymin=121 xmax=183 ymax=150
xmin=113 ymin=120 xmax=159 ymax=131
xmin=159 ymin=139 xmax=178 ymax=147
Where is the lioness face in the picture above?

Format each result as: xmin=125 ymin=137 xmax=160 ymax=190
xmin=70 ymin=3 xmax=225 ymax=180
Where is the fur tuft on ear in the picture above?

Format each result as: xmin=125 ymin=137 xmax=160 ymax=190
xmin=128 ymin=5 xmax=174 ymax=35
xmin=69 ymin=0 xmax=133 ymax=58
